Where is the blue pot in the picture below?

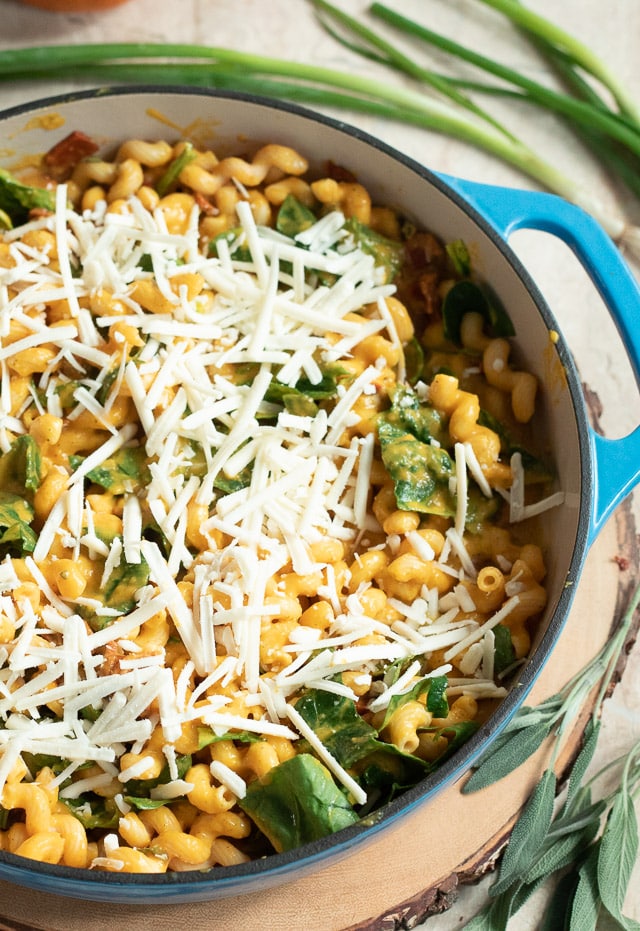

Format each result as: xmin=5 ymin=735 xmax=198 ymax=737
xmin=0 ymin=87 xmax=638 ymax=904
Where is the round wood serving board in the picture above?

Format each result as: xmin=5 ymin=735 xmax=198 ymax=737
xmin=0 ymin=504 xmax=637 ymax=931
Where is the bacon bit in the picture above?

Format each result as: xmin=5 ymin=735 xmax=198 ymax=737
xmin=194 ymin=191 xmax=219 ymax=216
xmin=325 ymin=160 xmax=358 ymax=183
xmin=99 ymin=640 xmax=125 ymax=676
xmin=613 ymin=555 xmax=630 ymax=571
xmin=394 ymin=231 xmax=449 ymax=319
xmin=28 ymin=207 xmax=54 ymax=220
xmin=44 ymin=130 xmax=100 ymax=176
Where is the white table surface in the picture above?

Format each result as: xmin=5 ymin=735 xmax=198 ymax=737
xmin=1 ymin=0 xmax=639 ymax=927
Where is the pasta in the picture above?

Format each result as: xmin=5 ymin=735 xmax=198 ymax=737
xmin=0 ymin=130 xmax=564 ymax=873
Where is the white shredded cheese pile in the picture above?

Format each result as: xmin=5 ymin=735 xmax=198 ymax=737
xmin=0 ymin=186 xmax=551 ymax=803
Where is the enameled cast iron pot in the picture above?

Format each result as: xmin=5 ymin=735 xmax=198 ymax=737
xmin=0 ymin=88 xmax=639 ymax=904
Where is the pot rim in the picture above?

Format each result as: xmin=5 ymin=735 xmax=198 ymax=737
xmin=0 ymin=85 xmax=594 ymax=902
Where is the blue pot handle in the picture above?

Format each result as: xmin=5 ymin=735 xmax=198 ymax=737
xmin=438 ymin=174 xmax=640 ymax=544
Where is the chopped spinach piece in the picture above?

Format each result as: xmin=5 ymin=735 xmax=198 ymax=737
xmin=465 ymin=486 xmax=502 ymax=534
xmin=102 ymin=554 xmax=151 ymax=613
xmin=344 ymin=217 xmax=404 ymax=283
xmin=377 ymin=420 xmax=455 ymax=515
xmin=0 ymin=492 xmax=36 ymax=555
xmin=22 ymin=752 xmax=73 ymax=777
xmin=381 ymin=674 xmax=449 ymax=730
xmin=295 ymin=688 xmax=381 ymax=770
xmin=213 ymin=464 xmax=253 ymax=495
xmin=73 ymin=446 xmax=148 ymax=494
xmin=383 ymin=384 xmax=448 ymax=445
xmin=0 ymin=434 xmax=42 ymax=494
xmin=124 ymin=797 xmax=177 ymax=811
xmin=197 ymin=727 xmax=264 ymax=750
xmin=404 ymin=336 xmax=425 ymax=385
xmin=478 ymin=408 xmax=553 ymax=480
xmin=442 ymin=279 xmax=515 ymax=345
xmin=276 ymin=194 xmax=317 ymax=238
xmin=293 ymin=688 xmax=430 ymax=797
xmin=124 ymin=754 xmax=192 ymax=799
xmin=417 ymin=720 xmax=480 ymax=766
xmin=0 ymin=168 xmax=56 ymax=227
xmin=209 ymin=227 xmax=252 ymax=262
xmin=239 ymin=753 xmax=358 ymax=852
xmin=61 ymin=796 xmax=120 ymax=830
xmin=494 ymin=623 xmax=516 ymax=675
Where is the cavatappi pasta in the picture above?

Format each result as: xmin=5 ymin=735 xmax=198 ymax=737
xmin=0 ymin=131 xmax=563 ymax=873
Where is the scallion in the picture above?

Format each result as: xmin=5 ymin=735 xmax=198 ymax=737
xmin=0 ymin=0 xmax=638 ymax=256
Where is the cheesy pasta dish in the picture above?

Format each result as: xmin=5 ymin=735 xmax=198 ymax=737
xmin=0 ymin=131 xmax=562 ymax=873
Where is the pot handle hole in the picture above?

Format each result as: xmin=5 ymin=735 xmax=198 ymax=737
xmin=436 ymin=176 xmax=640 ymax=542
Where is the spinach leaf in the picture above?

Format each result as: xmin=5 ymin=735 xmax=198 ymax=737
xmin=465 ymin=486 xmax=502 ymax=534
xmin=381 ymin=674 xmax=449 ymax=730
xmin=442 ymin=279 xmax=515 ymax=345
xmin=264 ymin=379 xmax=319 ymax=417
xmin=124 ymin=754 xmax=192 ymax=799
xmin=478 ymin=408 xmax=553 ymax=479
xmin=197 ymin=727 xmax=264 ymax=749
xmin=383 ymin=384 xmax=448 ymax=445
xmin=419 ymin=720 xmax=480 ymax=760
xmin=73 ymin=446 xmax=149 ymax=494
xmin=276 ymin=194 xmax=317 ymax=238
xmin=239 ymin=753 xmax=358 ymax=852
xmin=102 ymin=554 xmax=151 ymax=613
xmin=0 ymin=168 xmax=56 ymax=227
xmin=81 ymin=551 xmax=152 ymax=626
xmin=0 ymin=492 xmax=36 ymax=555
xmin=209 ymin=227 xmax=252 ymax=262
xmin=404 ymin=336 xmax=425 ymax=385
xmin=295 ymin=688 xmax=381 ymax=769
xmin=344 ymin=217 xmax=404 ymax=283
xmin=61 ymin=796 xmax=120 ymax=830
xmin=377 ymin=419 xmax=455 ymax=515
xmin=22 ymin=752 xmax=74 ymax=777
xmin=293 ymin=688 xmax=429 ymax=799
xmin=124 ymin=797 xmax=176 ymax=811
xmin=494 ymin=624 xmax=516 ymax=675
xmin=0 ymin=434 xmax=42 ymax=494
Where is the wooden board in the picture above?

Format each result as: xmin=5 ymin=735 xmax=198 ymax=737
xmin=0 ymin=496 xmax=636 ymax=931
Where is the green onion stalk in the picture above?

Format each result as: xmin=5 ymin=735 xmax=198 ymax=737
xmin=0 ymin=39 xmax=636 ymax=255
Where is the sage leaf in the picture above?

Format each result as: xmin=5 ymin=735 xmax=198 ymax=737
xmin=523 ymin=823 xmax=598 ymax=886
xmin=464 ymin=890 xmax=515 ymax=931
xmin=539 ymin=868 xmax=580 ymax=931
xmin=565 ymin=719 xmax=601 ymax=809
xmin=569 ymin=845 xmax=601 ymax=931
xmin=597 ymin=790 xmax=639 ymax=925
xmin=490 ymin=769 xmax=557 ymax=896
xmin=463 ymin=719 xmax=552 ymax=793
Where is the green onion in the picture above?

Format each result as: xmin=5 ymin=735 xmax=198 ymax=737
xmin=0 ymin=0 xmax=638 ymax=255
xmin=367 ymin=3 xmax=640 ymax=158
xmin=474 ymin=0 xmax=640 ymax=124
xmin=0 ymin=44 xmax=597 ymax=216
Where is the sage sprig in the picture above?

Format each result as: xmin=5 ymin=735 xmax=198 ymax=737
xmin=461 ymin=582 xmax=640 ymax=930
xmin=463 ymin=583 xmax=640 ymax=792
